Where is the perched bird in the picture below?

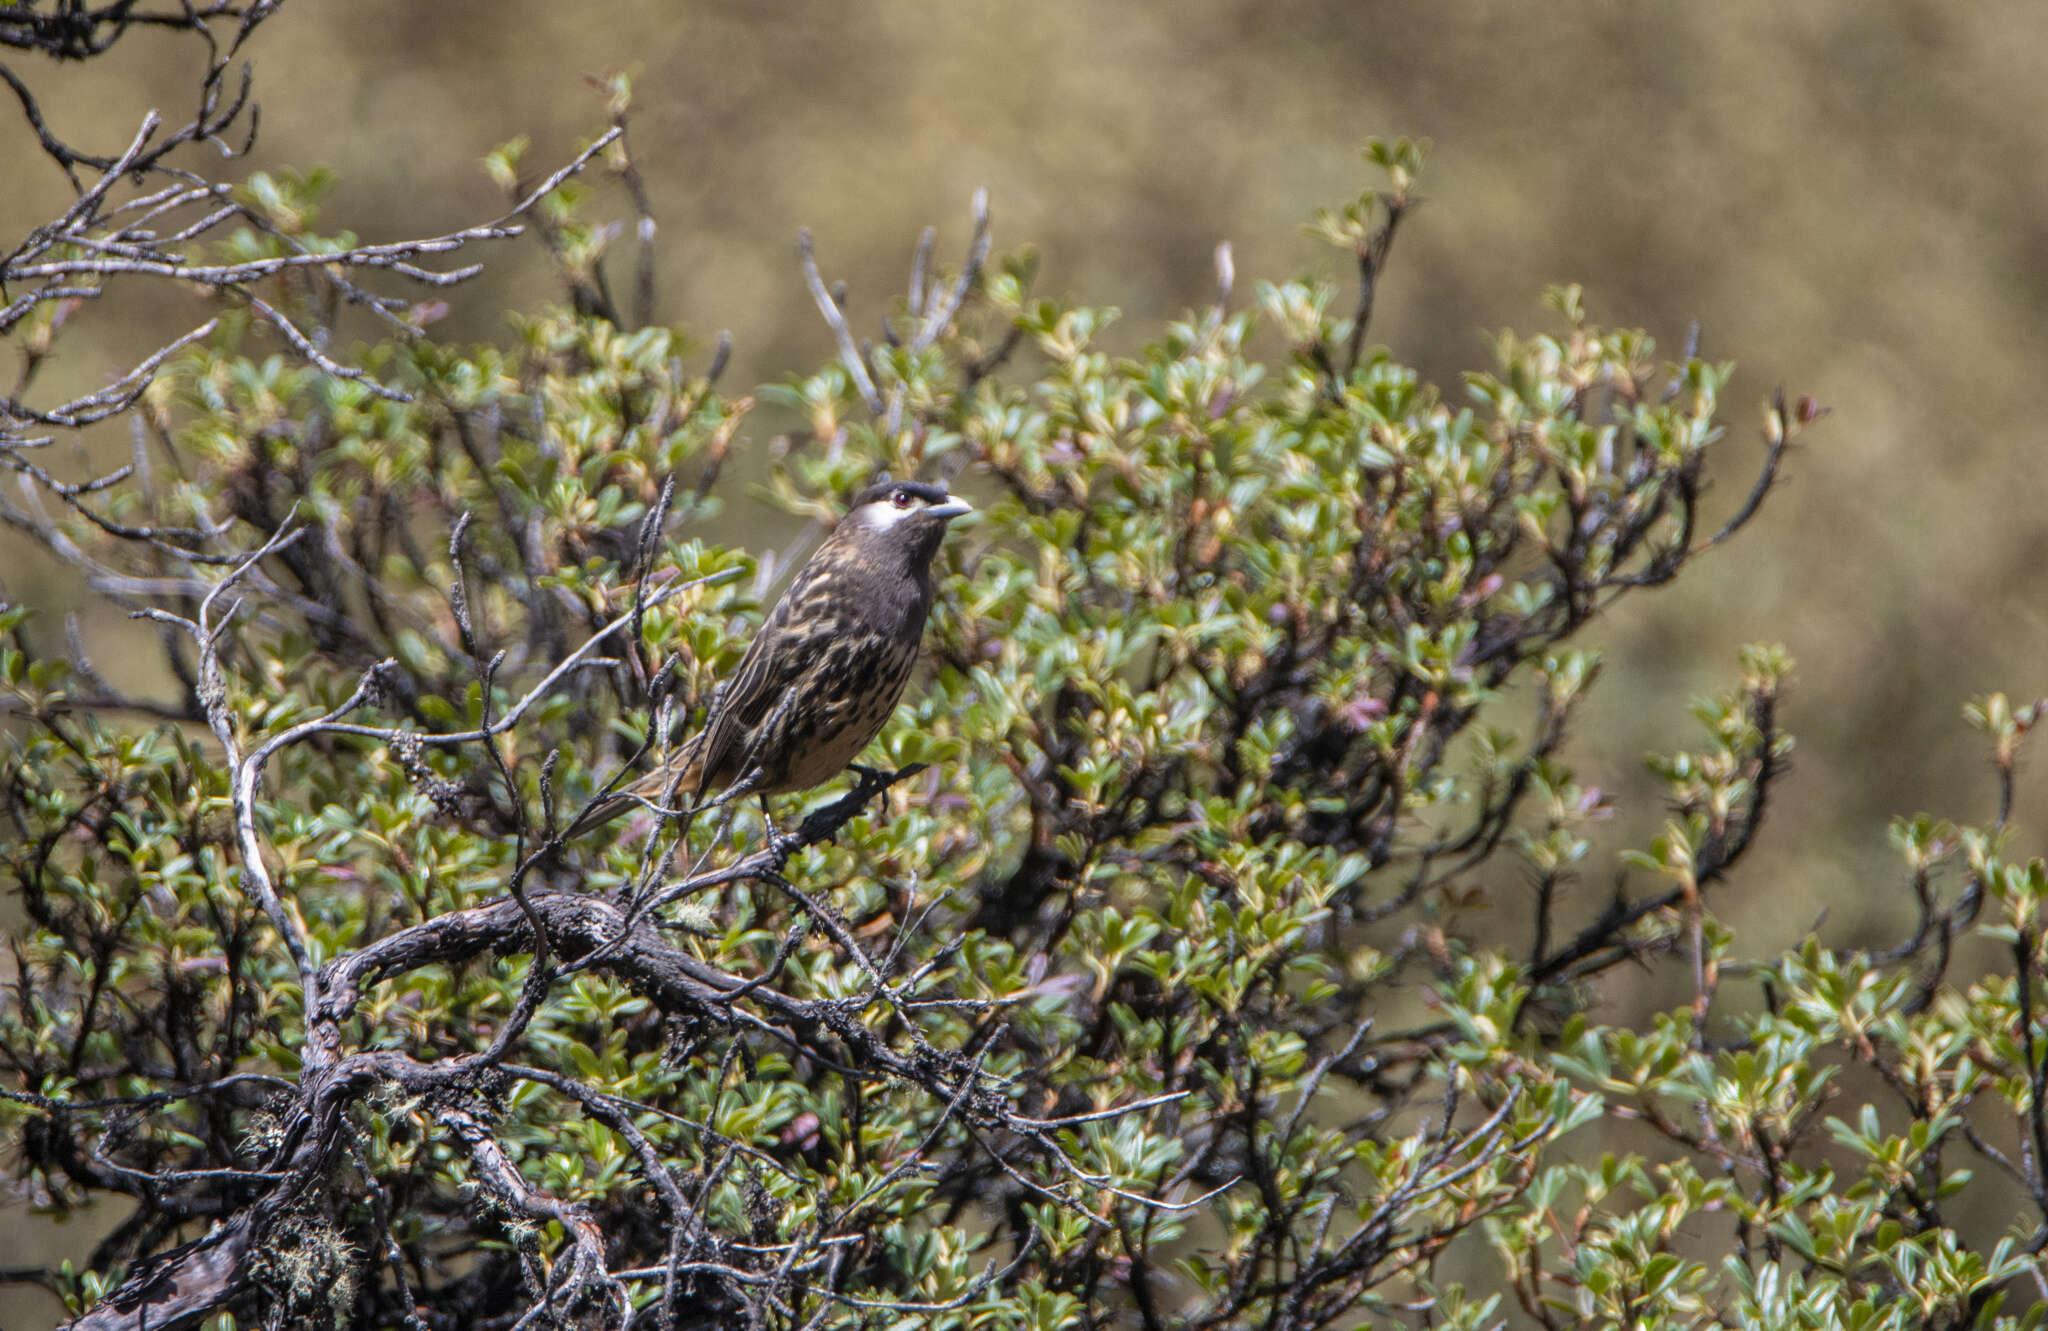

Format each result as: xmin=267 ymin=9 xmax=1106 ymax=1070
xmin=566 ymin=478 xmax=973 ymax=838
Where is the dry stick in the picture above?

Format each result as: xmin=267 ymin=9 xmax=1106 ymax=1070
xmin=777 ymin=1229 xmax=1041 ymax=1317
xmin=340 ymin=1132 xmax=429 ymax=1331
xmin=298 ymin=565 xmax=738 ymax=753
xmin=0 ymin=1070 xmax=289 ymax=1116
xmin=245 ymin=292 xmax=411 ymax=401
xmin=0 ymin=61 xmax=102 ymax=186
xmin=1341 ymin=192 xmax=1407 ymax=377
xmin=510 ymin=1062 xmax=720 ymax=1331
xmin=156 ymin=562 xmax=735 ymax=1076
xmin=6 ymin=126 xmax=621 ymax=290
xmin=607 ymin=104 xmax=659 ymax=331
xmin=0 ymin=111 xmax=161 ymax=271
xmin=3 ymin=125 xmax=625 ymax=436
xmin=442 ymin=1103 xmax=626 ymax=1330
xmin=880 ymin=189 xmax=993 ymax=441
xmin=1700 ymin=384 xmax=1795 ymax=553
xmin=912 ymin=188 xmax=991 ymax=352
xmin=128 ymin=520 xmax=319 ymax=980
xmin=321 ymin=875 xmax=1191 ymax=1215
xmin=906 ymin=225 xmax=936 ymax=327
xmin=2 ymin=321 xmax=218 ymax=427
xmin=797 ymin=228 xmax=882 ymax=414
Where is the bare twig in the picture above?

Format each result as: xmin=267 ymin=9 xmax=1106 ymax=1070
xmin=797 ymin=228 xmax=883 ymax=414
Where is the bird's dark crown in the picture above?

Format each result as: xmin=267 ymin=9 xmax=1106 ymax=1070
xmin=850 ymin=478 xmax=951 ymax=510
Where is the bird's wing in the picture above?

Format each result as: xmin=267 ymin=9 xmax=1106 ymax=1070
xmin=691 ymin=556 xmax=842 ymax=792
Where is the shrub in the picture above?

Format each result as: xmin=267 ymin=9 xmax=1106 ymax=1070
xmin=7 ymin=14 xmax=2047 ymax=1331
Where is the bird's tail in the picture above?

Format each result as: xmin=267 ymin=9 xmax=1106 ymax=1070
xmin=559 ymin=747 xmax=706 ymax=844
xmin=559 ymin=790 xmax=636 ymax=842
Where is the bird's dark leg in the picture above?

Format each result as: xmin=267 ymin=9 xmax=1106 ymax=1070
xmin=759 ymin=793 xmax=790 ymax=851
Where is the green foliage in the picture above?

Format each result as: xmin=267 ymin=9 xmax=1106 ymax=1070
xmin=5 ymin=143 xmax=2042 ymax=1331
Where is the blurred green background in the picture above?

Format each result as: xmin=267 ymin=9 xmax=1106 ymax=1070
xmin=7 ymin=0 xmax=2048 ymax=1314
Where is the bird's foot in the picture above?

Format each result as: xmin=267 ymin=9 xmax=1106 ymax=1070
xmin=848 ymin=761 xmax=929 ymax=787
xmin=779 ymin=763 xmax=933 ymax=852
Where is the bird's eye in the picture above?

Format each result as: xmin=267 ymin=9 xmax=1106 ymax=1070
xmin=890 ymin=490 xmax=914 ymax=509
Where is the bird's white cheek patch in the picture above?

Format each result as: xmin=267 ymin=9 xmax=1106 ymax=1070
xmin=861 ymin=503 xmax=919 ymax=531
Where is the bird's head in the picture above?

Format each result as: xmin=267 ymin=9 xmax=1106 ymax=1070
xmin=836 ymin=478 xmax=974 ymax=569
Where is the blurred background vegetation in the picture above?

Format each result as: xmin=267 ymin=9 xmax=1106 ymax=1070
xmin=6 ymin=0 xmax=2047 ymax=1313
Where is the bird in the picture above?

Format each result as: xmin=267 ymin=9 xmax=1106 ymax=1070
xmin=565 ymin=477 xmax=973 ymax=839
